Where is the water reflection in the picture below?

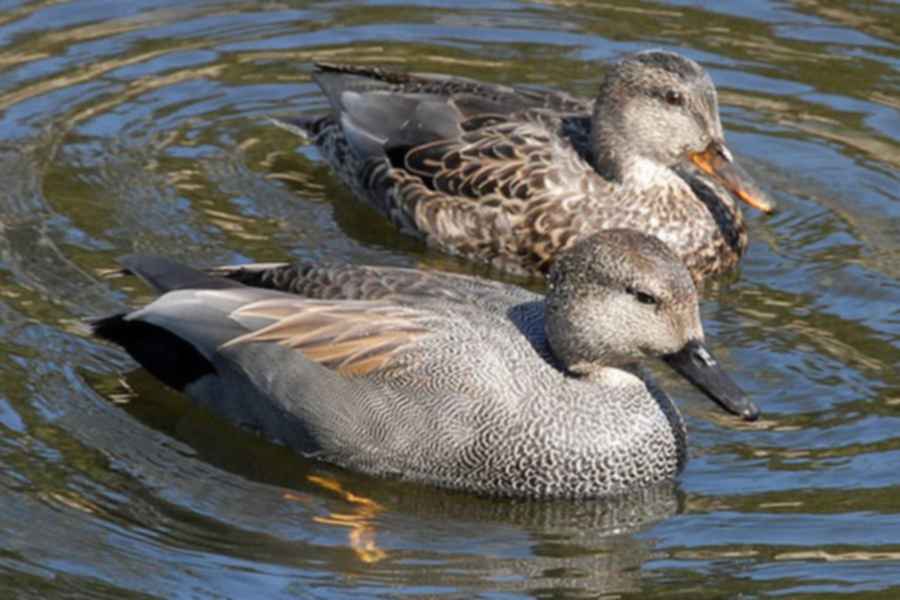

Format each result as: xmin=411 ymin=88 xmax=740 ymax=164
xmin=0 ymin=0 xmax=898 ymax=596
xmin=93 ymin=367 xmax=679 ymax=595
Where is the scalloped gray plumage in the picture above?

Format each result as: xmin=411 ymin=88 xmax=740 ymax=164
xmin=93 ymin=230 xmax=759 ymax=499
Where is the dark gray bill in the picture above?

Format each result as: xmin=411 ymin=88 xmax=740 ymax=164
xmin=662 ymin=339 xmax=759 ymax=421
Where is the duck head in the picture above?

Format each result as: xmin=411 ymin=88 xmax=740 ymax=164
xmin=545 ymin=229 xmax=760 ymax=421
xmin=592 ymin=50 xmax=774 ymax=213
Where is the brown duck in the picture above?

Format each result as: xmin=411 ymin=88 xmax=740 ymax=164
xmin=279 ymin=50 xmax=774 ymax=283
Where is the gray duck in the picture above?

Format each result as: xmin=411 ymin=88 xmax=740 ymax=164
xmin=93 ymin=230 xmax=758 ymax=499
xmin=280 ymin=50 xmax=774 ymax=284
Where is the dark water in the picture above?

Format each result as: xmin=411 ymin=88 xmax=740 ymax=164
xmin=0 ymin=0 xmax=898 ymax=597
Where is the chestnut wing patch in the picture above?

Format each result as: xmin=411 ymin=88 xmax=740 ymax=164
xmin=223 ymin=299 xmax=434 ymax=376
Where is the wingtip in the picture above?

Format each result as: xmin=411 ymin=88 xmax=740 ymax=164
xmin=268 ymin=115 xmax=315 ymax=138
xmin=313 ymin=61 xmax=345 ymax=72
xmin=112 ymin=255 xmax=243 ymax=293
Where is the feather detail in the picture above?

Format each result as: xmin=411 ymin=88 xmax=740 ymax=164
xmin=222 ymin=300 xmax=433 ymax=376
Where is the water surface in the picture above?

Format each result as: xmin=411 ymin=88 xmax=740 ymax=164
xmin=0 ymin=0 xmax=898 ymax=597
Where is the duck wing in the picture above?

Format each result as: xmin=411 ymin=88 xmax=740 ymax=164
xmin=99 ymin=256 xmax=439 ymax=376
xmin=313 ymin=72 xmax=599 ymax=271
xmin=289 ymin=62 xmax=590 ymax=148
xmin=313 ymin=62 xmax=589 ymax=114
xmin=93 ymin=256 xmax=523 ymax=470
xmin=220 ymin=297 xmax=433 ymax=377
xmin=312 ymin=61 xmax=591 ymax=165
xmin=207 ymin=262 xmax=537 ymax=309
xmin=391 ymin=111 xmax=599 ymax=273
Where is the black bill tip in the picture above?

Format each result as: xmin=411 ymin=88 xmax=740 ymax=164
xmin=663 ymin=339 xmax=759 ymax=422
xmin=740 ymin=402 xmax=760 ymax=422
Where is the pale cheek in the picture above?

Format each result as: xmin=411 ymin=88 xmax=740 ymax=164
xmin=651 ymin=314 xmax=686 ymax=355
xmin=687 ymin=307 xmax=704 ymax=341
xmin=668 ymin=311 xmax=703 ymax=350
xmin=652 ymin=319 xmax=681 ymax=355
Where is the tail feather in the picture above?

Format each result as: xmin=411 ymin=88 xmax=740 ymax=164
xmin=93 ymin=255 xmax=241 ymax=390
xmin=91 ymin=313 xmax=215 ymax=392
xmin=269 ymin=115 xmax=323 ymax=140
xmin=314 ymin=62 xmax=408 ymax=85
xmin=118 ymin=255 xmax=241 ymax=295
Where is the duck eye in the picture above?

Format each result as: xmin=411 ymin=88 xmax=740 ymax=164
xmin=664 ymin=90 xmax=684 ymax=106
xmin=626 ymin=286 xmax=658 ymax=306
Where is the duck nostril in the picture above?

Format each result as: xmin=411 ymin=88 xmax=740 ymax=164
xmin=716 ymin=143 xmax=734 ymax=164
xmin=692 ymin=345 xmax=717 ymax=367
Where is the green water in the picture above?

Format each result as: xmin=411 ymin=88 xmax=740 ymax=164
xmin=0 ymin=0 xmax=898 ymax=597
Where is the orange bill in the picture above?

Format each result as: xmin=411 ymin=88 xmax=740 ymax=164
xmin=689 ymin=142 xmax=775 ymax=213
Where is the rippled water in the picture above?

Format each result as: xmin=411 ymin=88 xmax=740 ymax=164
xmin=0 ymin=0 xmax=898 ymax=597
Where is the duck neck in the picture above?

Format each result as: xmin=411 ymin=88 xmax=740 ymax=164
xmin=677 ymin=166 xmax=748 ymax=261
xmin=544 ymin=291 xmax=632 ymax=378
xmin=684 ymin=169 xmax=746 ymax=229
xmin=590 ymin=101 xmax=629 ymax=183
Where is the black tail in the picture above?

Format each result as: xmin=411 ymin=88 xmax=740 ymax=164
xmin=118 ymin=255 xmax=242 ymax=294
xmin=92 ymin=314 xmax=215 ymax=392
xmin=92 ymin=254 xmax=231 ymax=390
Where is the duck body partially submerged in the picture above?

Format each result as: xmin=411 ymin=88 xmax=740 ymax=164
xmin=93 ymin=231 xmax=758 ymax=499
xmin=284 ymin=50 xmax=774 ymax=283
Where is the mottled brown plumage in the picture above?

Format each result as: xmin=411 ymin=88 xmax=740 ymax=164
xmin=280 ymin=50 xmax=774 ymax=284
